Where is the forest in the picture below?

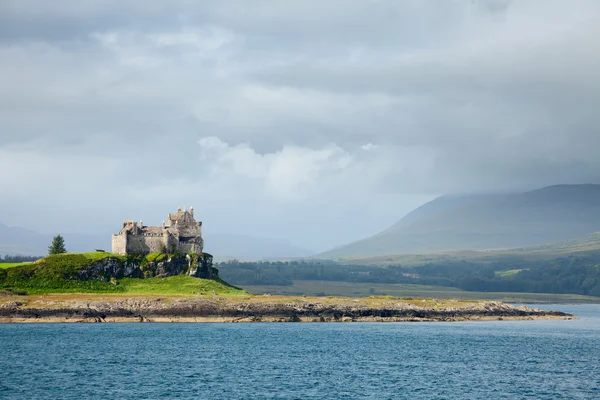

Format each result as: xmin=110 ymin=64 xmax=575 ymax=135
xmin=0 ymin=254 xmax=40 ymax=263
xmin=217 ymin=251 xmax=600 ymax=296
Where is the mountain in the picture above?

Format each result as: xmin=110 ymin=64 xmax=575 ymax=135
xmin=509 ymin=231 xmax=600 ymax=255
xmin=320 ymin=184 xmax=600 ymax=258
xmin=0 ymin=223 xmax=312 ymax=259
xmin=0 ymin=223 xmax=48 ymax=255
xmin=339 ymin=231 xmax=600 ymax=267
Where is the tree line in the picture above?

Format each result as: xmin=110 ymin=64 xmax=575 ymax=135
xmin=217 ymin=252 xmax=600 ymax=296
xmin=0 ymin=254 xmax=41 ymax=263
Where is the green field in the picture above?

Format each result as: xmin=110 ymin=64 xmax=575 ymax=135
xmin=241 ymin=280 xmax=600 ymax=303
xmin=117 ymin=276 xmax=247 ymax=296
xmin=52 ymin=251 xmax=126 ymax=262
xmin=0 ymin=262 xmax=32 ymax=269
xmin=1 ymin=273 xmax=247 ymax=296
xmin=494 ymin=269 xmax=524 ymax=277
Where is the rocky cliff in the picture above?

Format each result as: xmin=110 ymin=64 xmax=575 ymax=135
xmin=74 ymin=253 xmax=218 ymax=281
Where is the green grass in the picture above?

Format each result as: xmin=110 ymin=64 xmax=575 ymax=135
xmin=53 ymin=251 xmax=127 ymax=263
xmin=143 ymin=252 xmax=167 ymax=264
xmin=0 ymin=253 xmax=126 ymax=294
xmin=0 ymin=262 xmax=32 ymax=269
xmin=0 ymin=253 xmax=125 ymax=270
xmin=118 ymin=275 xmax=247 ymax=296
xmin=240 ymin=280 xmax=600 ymax=303
xmin=1 ymin=275 xmax=247 ymax=296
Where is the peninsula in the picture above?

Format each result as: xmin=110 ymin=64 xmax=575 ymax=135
xmin=0 ymin=250 xmax=573 ymax=323
xmin=0 ymin=207 xmax=574 ymax=323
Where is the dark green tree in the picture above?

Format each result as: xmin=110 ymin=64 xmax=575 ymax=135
xmin=48 ymin=234 xmax=67 ymax=255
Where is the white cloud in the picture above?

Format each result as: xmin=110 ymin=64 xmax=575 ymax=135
xmin=361 ymin=143 xmax=377 ymax=151
xmin=197 ymin=137 xmax=353 ymax=201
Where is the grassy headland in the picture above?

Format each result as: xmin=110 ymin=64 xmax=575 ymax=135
xmin=0 ymin=252 xmax=247 ymax=296
xmin=0 ymin=253 xmax=577 ymax=323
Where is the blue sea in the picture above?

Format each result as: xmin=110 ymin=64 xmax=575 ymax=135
xmin=1 ymin=304 xmax=599 ymax=399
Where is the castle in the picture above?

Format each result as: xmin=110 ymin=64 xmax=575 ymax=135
xmin=111 ymin=207 xmax=204 ymax=255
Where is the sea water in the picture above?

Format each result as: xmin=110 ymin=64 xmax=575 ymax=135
xmin=1 ymin=304 xmax=599 ymax=399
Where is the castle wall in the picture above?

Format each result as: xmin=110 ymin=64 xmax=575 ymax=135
xmin=179 ymin=242 xmax=200 ymax=254
xmin=177 ymin=223 xmax=201 ymax=238
xmin=125 ymin=235 xmax=168 ymax=255
xmin=165 ymin=234 xmax=179 ymax=253
xmin=112 ymin=234 xmax=127 ymax=255
xmin=113 ymin=209 xmax=204 ymax=256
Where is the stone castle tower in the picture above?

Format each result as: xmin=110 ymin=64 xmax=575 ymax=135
xmin=111 ymin=207 xmax=204 ymax=255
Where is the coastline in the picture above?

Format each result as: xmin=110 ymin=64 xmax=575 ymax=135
xmin=0 ymin=315 xmax=573 ymax=323
xmin=0 ymin=294 xmax=575 ymax=323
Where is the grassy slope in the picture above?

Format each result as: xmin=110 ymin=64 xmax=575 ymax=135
xmin=509 ymin=232 xmax=600 ymax=254
xmin=0 ymin=252 xmax=247 ymax=296
xmin=240 ymin=280 xmax=600 ymax=303
xmin=0 ymin=262 xmax=32 ymax=269
xmin=119 ymin=276 xmax=247 ymax=296
xmin=340 ymin=232 xmax=600 ymax=266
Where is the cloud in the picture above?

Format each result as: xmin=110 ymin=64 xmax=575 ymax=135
xmin=198 ymin=137 xmax=357 ymax=201
xmin=0 ymin=0 xmax=599 ymax=251
xmin=195 ymin=137 xmax=441 ymax=200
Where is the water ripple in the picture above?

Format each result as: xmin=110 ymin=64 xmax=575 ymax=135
xmin=0 ymin=304 xmax=599 ymax=399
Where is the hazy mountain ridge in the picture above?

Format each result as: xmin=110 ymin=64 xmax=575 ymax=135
xmin=320 ymin=184 xmax=600 ymax=258
xmin=335 ymin=231 xmax=600 ymax=267
xmin=0 ymin=223 xmax=111 ymax=256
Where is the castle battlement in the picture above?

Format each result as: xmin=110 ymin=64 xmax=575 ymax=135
xmin=111 ymin=207 xmax=204 ymax=255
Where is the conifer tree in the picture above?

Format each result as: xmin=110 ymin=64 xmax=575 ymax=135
xmin=48 ymin=234 xmax=67 ymax=255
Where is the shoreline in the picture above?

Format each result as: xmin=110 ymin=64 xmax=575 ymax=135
xmin=0 ymin=315 xmax=574 ymax=323
xmin=0 ymin=294 xmax=575 ymax=323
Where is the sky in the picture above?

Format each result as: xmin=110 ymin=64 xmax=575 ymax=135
xmin=1 ymin=0 xmax=599 ymax=253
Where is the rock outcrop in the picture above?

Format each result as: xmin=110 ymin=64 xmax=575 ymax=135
xmin=0 ymin=297 xmax=574 ymax=323
xmin=72 ymin=253 xmax=217 ymax=282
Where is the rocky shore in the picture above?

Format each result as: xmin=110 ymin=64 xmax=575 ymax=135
xmin=0 ymin=294 xmax=574 ymax=323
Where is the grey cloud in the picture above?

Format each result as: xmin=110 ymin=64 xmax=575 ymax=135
xmin=0 ymin=0 xmax=599 ymax=251
xmin=0 ymin=1 xmax=502 ymax=49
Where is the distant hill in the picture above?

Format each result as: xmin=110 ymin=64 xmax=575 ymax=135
xmin=509 ymin=231 xmax=600 ymax=255
xmin=0 ymin=223 xmax=312 ymax=259
xmin=0 ymin=223 xmax=107 ymax=256
xmin=338 ymin=231 xmax=600 ymax=267
xmin=320 ymin=184 xmax=600 ymax=258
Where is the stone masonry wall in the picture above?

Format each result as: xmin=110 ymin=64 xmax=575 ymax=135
xmin=177 ymin=223 xmax=201 ymax=238
xmin=111 ymin=235 xmax=127 ymax=255
xmin=125 ymin=235 xmax=168 ymax=255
